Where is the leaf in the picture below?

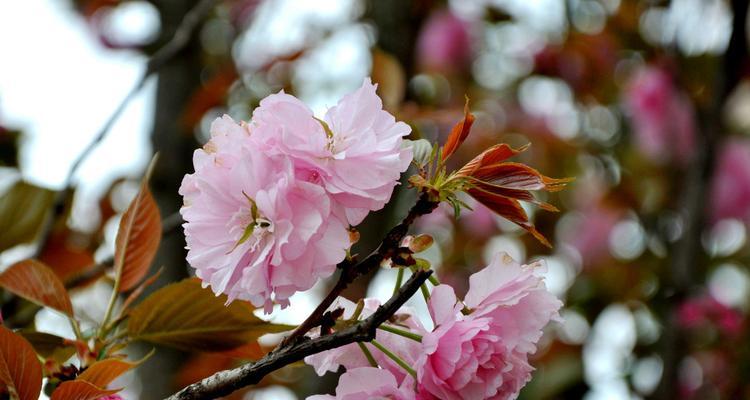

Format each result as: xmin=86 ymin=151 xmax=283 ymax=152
xmin=403 ymin=139 xmax=433 ymax=167
xmin=0 ymin=259 xmax=73 ymax=316
xmin=441 ymin=99 xmax=475 ymax=161
xmin=0 ymin=326 xmax=42 ymax=400
xmin=114 ymin=160 xmax=161 ymax=292
xmin=39 ymin=228 xmax=96 ymax=282
xmin=77 ymin=357 xmax=139 ymax=388
xmin=127 ymin=278 xmax=292 ymax=352
xmin=0 ymin=180 xmax=55 ymax=252
xmin=50 ymin=380 xmax=118 ymax=400
xmin=457 ymin=143 xmax=528 ymax=177
xmin=468 ymin=188 xmax=551 ymax=247
xmin=17 ymin=331 xmax=77 ymax=363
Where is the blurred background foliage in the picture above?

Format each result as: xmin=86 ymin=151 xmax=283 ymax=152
xmin=1 ymin=0 xmax=750 ymax=399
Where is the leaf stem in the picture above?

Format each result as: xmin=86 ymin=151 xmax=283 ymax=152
xmin=68 ymin=317 xmax=83 ymax=341
xmin=357 ymin=342 xmax=378 ymax=368
xmin=419 ymin=283 xmax=431 ymax=303
xmin=371 ymin=339 xmax=416 ymax=378
xmin=393 ymin=267 xmax=404 ymax=295
xmin=378 ymin=324 xmax=422 ymax=342
xmin=100 ymin=284 xmax=120 ymax=340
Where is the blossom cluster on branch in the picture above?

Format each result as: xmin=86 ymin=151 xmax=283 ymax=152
xmin=179 ymin=79 xmax=411 ymax=312
xmin=306 ymin=253 xmax=562 ymax=400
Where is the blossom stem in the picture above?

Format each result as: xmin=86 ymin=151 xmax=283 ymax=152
xmin=419 ymin=283 xmax=431 ymax=303
xmin=357 ymin=342 xmax=378 ymax=368
xmin=371 ymin=339 xmax=417 ymax=378
xmin=378 ymin=324 xmax=423 ymax=342
xmin=427 ymin=274 xmax=440 ymax=286
xmin=393 ymin=267 xmax=405 ymax=295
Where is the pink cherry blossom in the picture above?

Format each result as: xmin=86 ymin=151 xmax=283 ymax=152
xmin=307 ymin=368 xmax=416 ymax=400
xmin=180 ymin=116 xmax=349 ymax=313
xmin=251 ymin=79 xmax=413 ymax=225
xmin=709 ymin=138 xmax=750 ymax=223
xmin=624 ymin=66 xmax=696 ymax=165
xmin=415 ymin=253 xmax=562 ymax=400
xmin=304 ymin=297 xmax=426 ymax=384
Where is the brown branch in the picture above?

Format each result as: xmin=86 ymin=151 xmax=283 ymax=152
xmin=279 ymin=193 xmax=438 ymax=347
xmin=165 ymin=269 xmax=432 ymax=400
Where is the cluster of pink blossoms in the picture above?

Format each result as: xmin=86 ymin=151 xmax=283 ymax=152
xmin=306 ymin=253 xmax=562 ymax=400
xmin=179 ymin=79 xmax=412 ymax=312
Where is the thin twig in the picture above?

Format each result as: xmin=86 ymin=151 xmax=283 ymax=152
xmin=35 ymin=0 xmax=217 ymax=258
xmin=165 ymin=269 xmax=432 ymax=400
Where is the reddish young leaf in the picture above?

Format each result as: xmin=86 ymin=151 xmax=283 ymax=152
xmin=50 ymin=380 xmax=118 ymax=400
xmin=473 ymin=162 xmax=572 ymax=191
xmin=468 ymin=188 xmax=552 ymax=248
xmin=0 ymin=259 xmax=73 ymax=316
xmin=441 ymin=100 xmax=475 ymax=161
xmin=0 ymin=326 xmax=42 ymax=400
xmin=114 ymin=176 xmax=161 ymax=293
xmin=457 ymin=143 xmax=528 ymax=177
xmin=77 ymin=358 xmax=137 ymax=388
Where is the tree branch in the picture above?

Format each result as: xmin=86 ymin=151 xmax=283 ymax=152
xmin=165 ymin=269 xmax=432 ymax=400
xmin=653 ymin=1 xmax=748 ymax=398
xmin=279 ymin=193 xmax=438 ymax=347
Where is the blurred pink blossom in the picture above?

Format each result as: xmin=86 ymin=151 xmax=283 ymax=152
xmin=709 ymin=138 xmax=750 ymax=223
xmin=677 ymin=294 xmax=744 ymax=338
xmin=416 ymin=10 xmax=472 ymax=73
xmin=624 ymin=66 xmax=696 ymax=165
xmin=561 ymin=206 xmax=621 ymax=268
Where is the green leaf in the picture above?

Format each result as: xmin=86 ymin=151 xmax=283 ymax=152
xmin=0 ymin=180 xmax=55 ymax=252
xmin=127 ymin=278 xmax=292 ymax=352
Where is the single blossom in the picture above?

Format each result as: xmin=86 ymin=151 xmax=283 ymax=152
xmin=307 ymin=367 xmax=416 ymax=400
xmin=180 ymin=116 xmax=349 ymax=313
xmin=624 ymin=66 xmax=696 ymax=165
xmin=251 ymin=79 xmax=413 ymax=225
xmin=416 ymin=10 xmax=472 ymax=73
xmin=709 ymin=138 xmax=750 ymax=224
xmin=677 ymin=294 xmax=744 ymax=338
xmin=416 ymin=253 xmax=562 ymax=400
xmin=304 ymin=297 xmax=426 ymax=384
